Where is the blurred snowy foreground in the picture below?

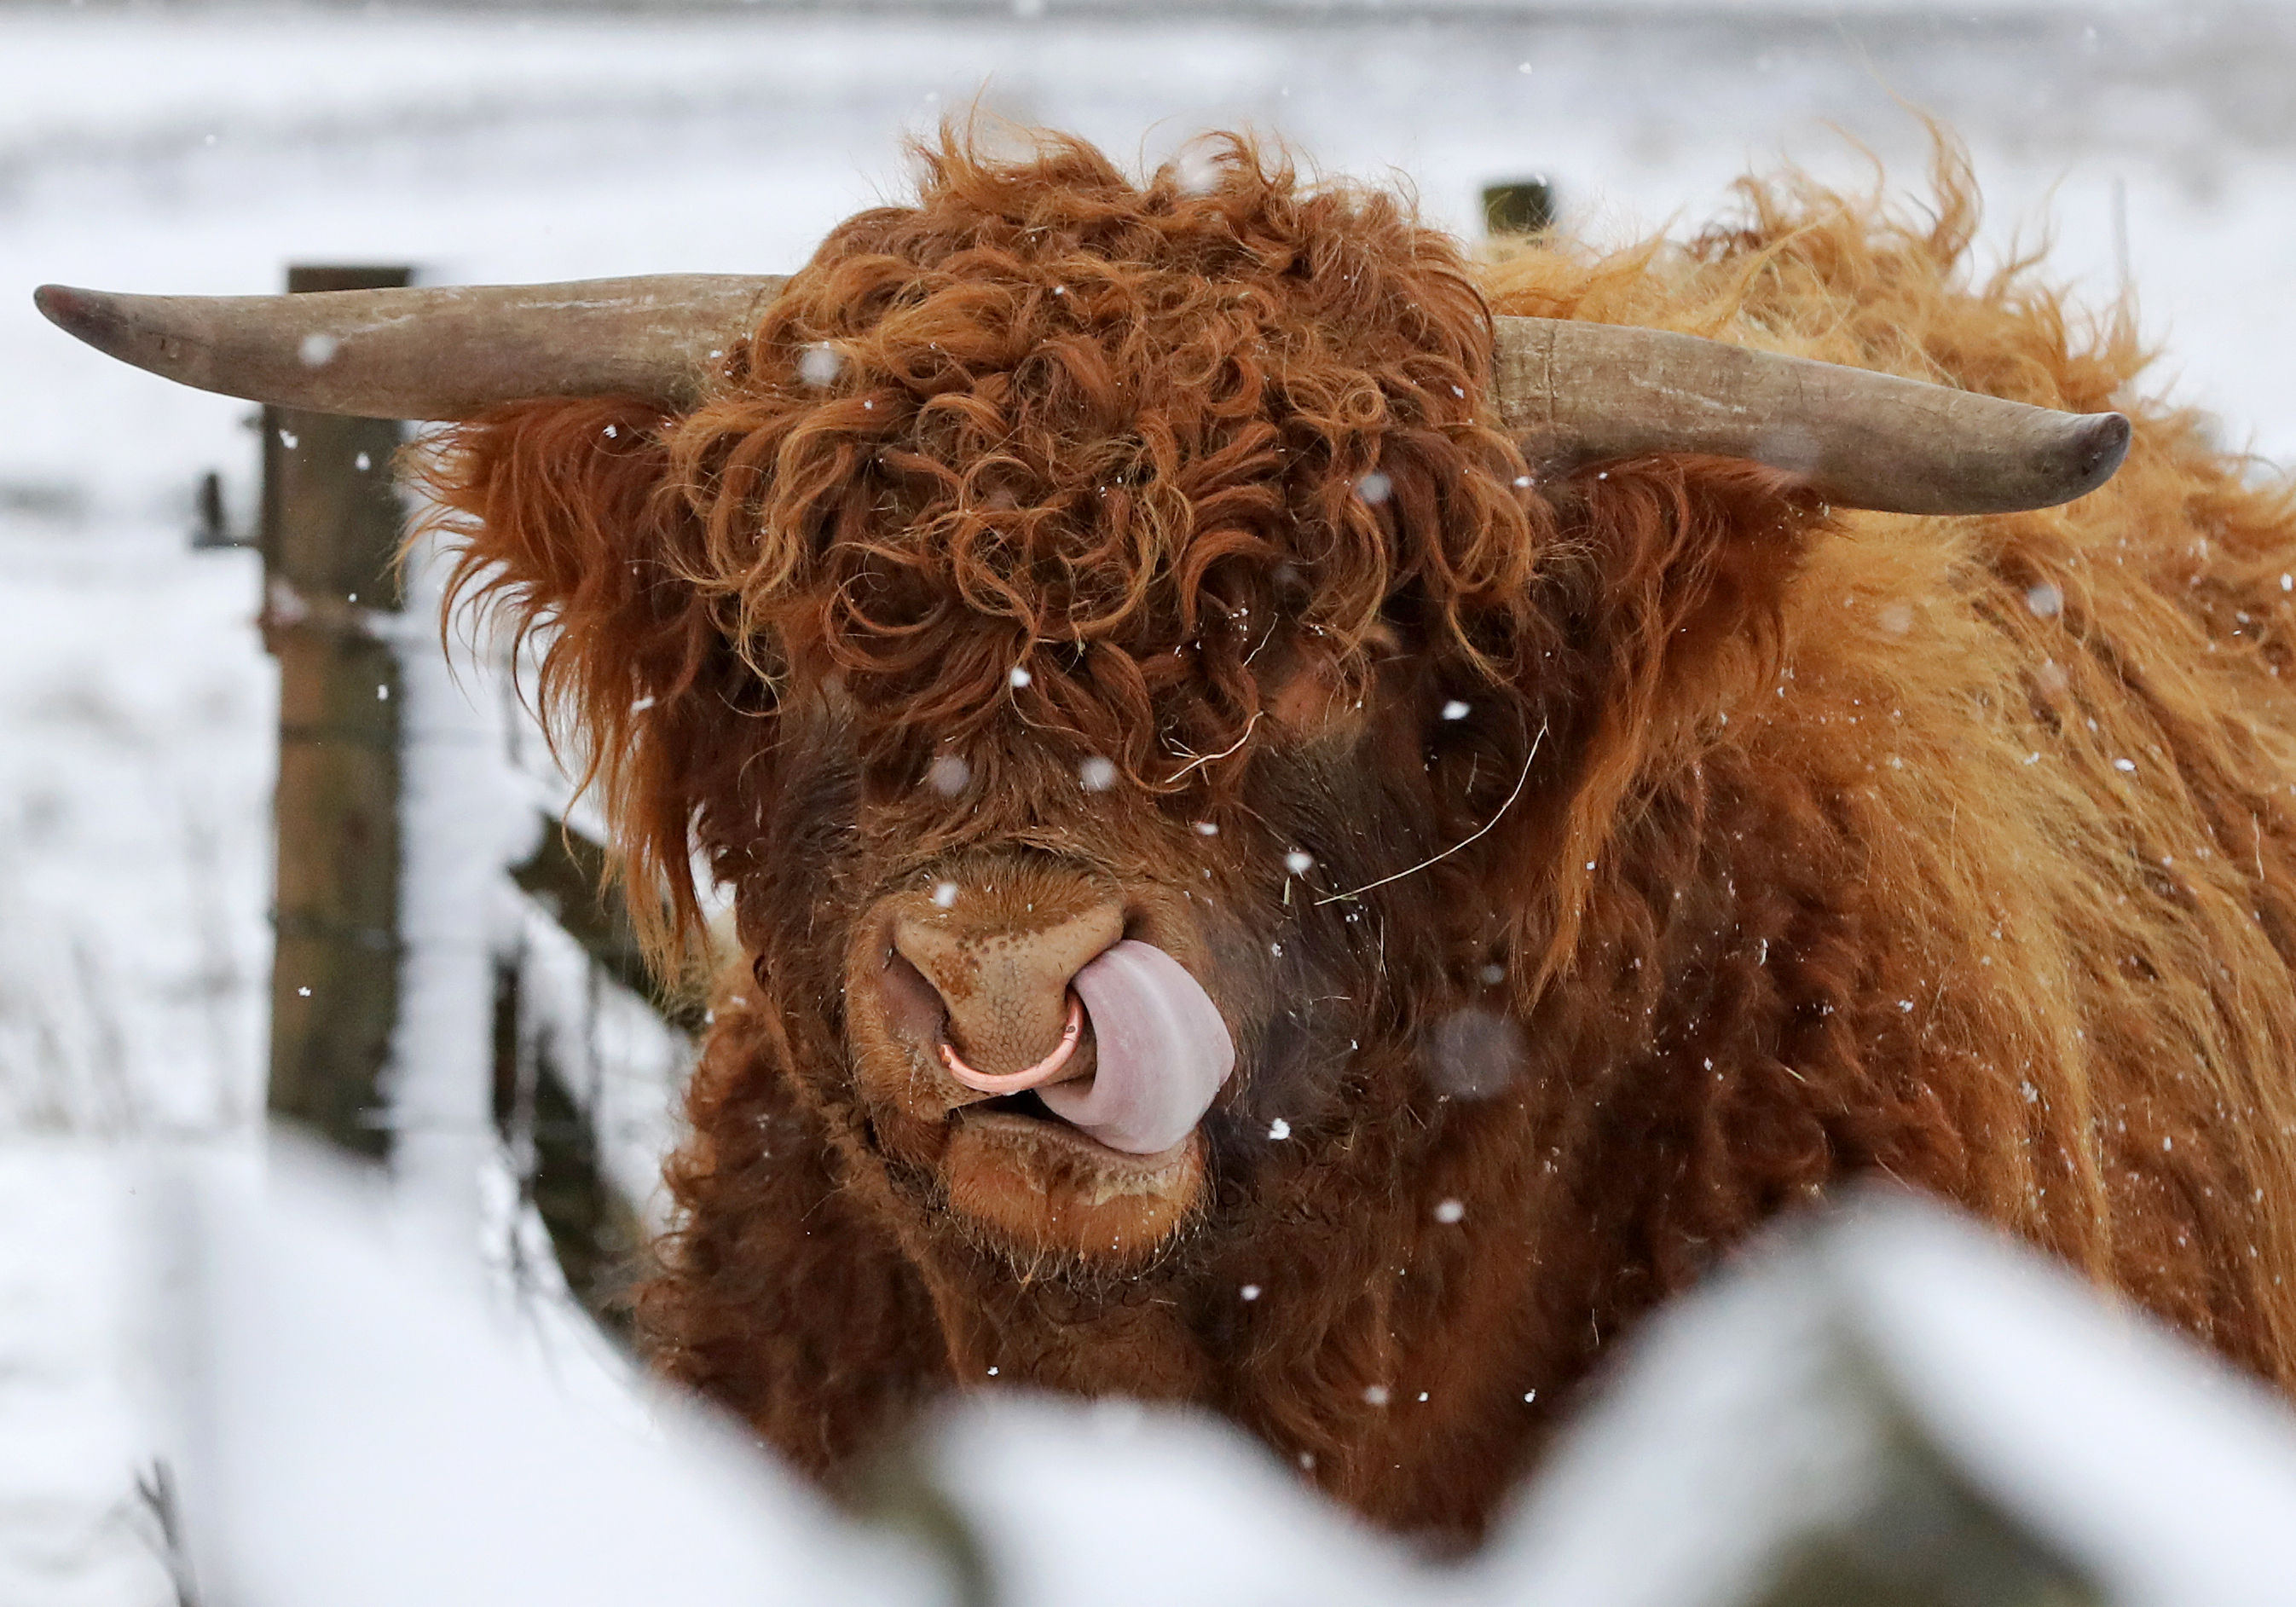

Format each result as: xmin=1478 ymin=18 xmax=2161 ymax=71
xmin=8 ymin=1139 xmax=2296 ymax=1607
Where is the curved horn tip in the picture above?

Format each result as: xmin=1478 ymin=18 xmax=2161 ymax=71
xmin=2072 ymin=411 xmax=2133 ymax=494
xmin=32 ymin=283 xmax=129 ymax=354
xmin=32 ymin=283 xmax=89 ymax=329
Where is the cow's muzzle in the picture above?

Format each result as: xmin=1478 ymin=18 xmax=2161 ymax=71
xmin=882 ymin=890 xmax=1235 ymax=1156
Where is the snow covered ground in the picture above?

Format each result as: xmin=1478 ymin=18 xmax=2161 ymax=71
xmin=8 ymin=2 xmax=2296 ymax=1600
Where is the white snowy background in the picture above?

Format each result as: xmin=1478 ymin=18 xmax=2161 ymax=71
xmin=9 ymin=1 xmax=2296 ymax=1602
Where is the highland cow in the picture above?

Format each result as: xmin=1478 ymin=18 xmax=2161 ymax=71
xmin=38 ymin=131 xmax=2296 ymax=1546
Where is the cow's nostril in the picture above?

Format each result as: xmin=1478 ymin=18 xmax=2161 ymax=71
xmin=889 ymin=898 xmax=1122 ymax=1081
xmin=879 ymin=951 xmax=946 ymax=1048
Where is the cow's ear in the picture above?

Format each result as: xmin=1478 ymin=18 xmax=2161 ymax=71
xmin=414 ymin=396 xmax=758 ymax=964
xmin=1541 ymin=454 xmax=1818 ymax=709
xmin=1490 ymin=454 xmax=1825 ymax=989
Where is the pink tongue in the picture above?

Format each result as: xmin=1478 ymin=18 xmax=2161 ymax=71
xmin=1044 ymin=940 xmax=1235 ymax=1155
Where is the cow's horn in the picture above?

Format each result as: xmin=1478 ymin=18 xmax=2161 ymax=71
xmin=31 ymin=275 xmax=788 ymax=420
xmin=1495 ymin=315 xmax=2131 ymax=515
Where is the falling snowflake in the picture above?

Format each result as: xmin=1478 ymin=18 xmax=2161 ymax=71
xmin=928 ymin=754 xmax=971 ymax=796
xmin=1079 ymin=756 xmax=1118 ymax=791
xmin=1427 ymin=1007 xmax=1527 ymax=1099
xmin=799 ymin=342 xmax=842 ymax=388
xmin=1173 ymin=147 xmax=1223 ymax=195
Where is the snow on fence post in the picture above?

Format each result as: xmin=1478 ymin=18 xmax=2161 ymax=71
xmin=508 ymin=817 xmax=708 ymax=1038
xmin=494 ymin=814 xmax=697 ymax=1331
xmin=258 ymin=263 xmax=413 ymax=1159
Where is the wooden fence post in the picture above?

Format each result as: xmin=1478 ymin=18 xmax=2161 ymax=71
xmin=261 ymin=264 xmax=413 ymax=1159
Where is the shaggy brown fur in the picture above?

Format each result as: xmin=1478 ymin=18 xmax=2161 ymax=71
xmin=419 ymin=131 xmax=2296 ymax=1546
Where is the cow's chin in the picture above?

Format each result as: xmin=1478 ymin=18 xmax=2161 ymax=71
xmin=941 ymin=1112 xmax=1204 ymax=1266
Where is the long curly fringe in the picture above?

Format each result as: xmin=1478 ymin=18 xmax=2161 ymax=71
xmin=682 ymin=130 xmax=1540 ymax=758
